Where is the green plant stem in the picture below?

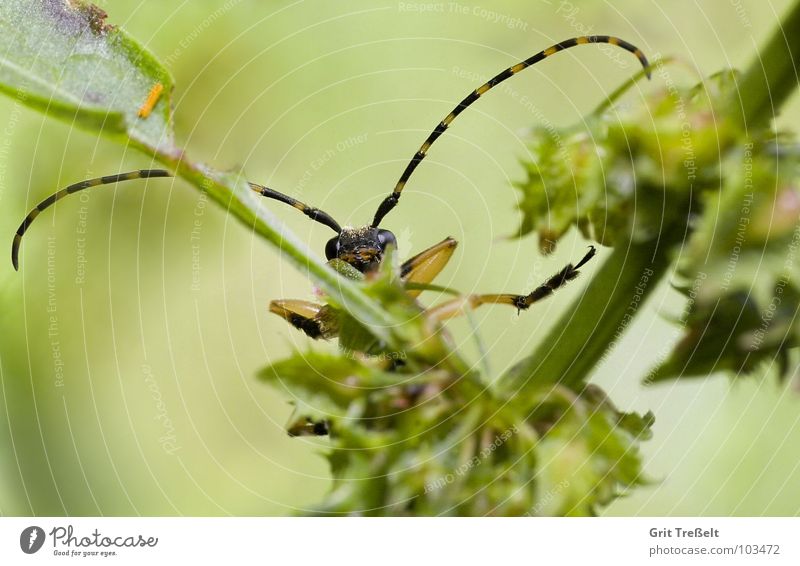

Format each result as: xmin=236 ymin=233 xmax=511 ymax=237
xmin=508 ymin=232 xmax=678 ymax=389
xmin=591 ymin=58 xmax=673 ymax=116
xmin=735 ymin=0 xmax=800 ymax=129
xmin=154 ymin=150 xmax=401 ymax=346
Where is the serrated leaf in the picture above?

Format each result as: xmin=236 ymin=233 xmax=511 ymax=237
xmin=532 ymin=385 xmax=653 ymax=516
xmin=649 ymin=288 xmax=800 ymax=382
xmin=260 ymin=349 xmax=414 ymax=410
xmin=513 ymin=71 xmax=741 ymax=252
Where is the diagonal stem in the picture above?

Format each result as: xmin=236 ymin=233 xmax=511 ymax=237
xmin=734 ymin=0 xmax=800 ymax=129
xmin=505 ymin=229 xmax=679 ymax=390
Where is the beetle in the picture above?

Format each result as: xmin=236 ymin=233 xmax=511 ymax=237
xmin=12 ymin=36 xmax=649 ymax=338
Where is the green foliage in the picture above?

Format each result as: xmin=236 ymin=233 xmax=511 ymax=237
xmin=261 ymin=256 xmax=653 ymax=516
xmin=652 ymin=142 xmax=800 ymax=381
xmin=513 ymin=65 xmax=800 ymax=385
xmin=514 ymin=71 xmax=741 ymax=250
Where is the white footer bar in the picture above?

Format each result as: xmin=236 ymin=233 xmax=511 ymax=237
xmin=1 ymin=517 xmax=796 ymax=565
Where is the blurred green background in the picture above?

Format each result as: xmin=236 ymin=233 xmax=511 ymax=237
xmin=1 ymin=0 xmax=798 ymax=516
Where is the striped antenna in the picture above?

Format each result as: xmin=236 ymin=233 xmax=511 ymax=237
xmin=12 ymin=170 xmax=341 ymax=270
xmin=371 ymin=35 xmax=651 ymax=227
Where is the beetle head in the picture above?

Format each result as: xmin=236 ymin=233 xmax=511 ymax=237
xmin=325 ymin=226 xmax=397 ymax=273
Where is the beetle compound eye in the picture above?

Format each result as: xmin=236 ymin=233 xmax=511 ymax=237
xmin=325 ymin=237 xmax=340 ymax=260
xmin=377 ymin=229 xmax=397 ymax=251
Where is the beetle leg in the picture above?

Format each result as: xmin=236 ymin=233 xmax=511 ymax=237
xmin=426 ymin=246 xmax=596 ymax=321
xmin=286 ymin=415 xmax=330 ymax=437
xmin=269 ymin=299 xmax=338 ymax=339
xmin=400 ymin=237 xmax=458 ymax=297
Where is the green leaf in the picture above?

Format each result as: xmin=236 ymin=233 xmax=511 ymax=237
xmin=648 ymin=290 xmax=799 ymax=382
xmin=0 ymin=0 xmax=173 ymax=149
xmin=261 ymin=349 xmax=420 ymax=411
xmin=531 ymin=385 xmax=653 ymax=516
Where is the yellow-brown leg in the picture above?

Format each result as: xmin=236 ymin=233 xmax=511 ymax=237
xmin=400 ymin=237 xmax=458 ymax=297
xmin=426 ymin=246 xmax=596 ymax=321
xmin=269 ymin=299 xmax=338 ymax=339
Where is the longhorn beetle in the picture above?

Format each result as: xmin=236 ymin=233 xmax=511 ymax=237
xmin=12 ymin=36 xmax=650 ymax=340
